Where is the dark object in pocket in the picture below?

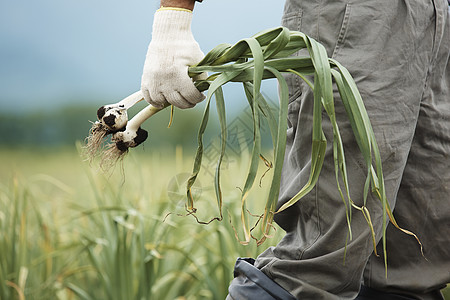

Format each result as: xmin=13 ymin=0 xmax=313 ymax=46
xmin=227 ymin=258 xmax=296 ymax=300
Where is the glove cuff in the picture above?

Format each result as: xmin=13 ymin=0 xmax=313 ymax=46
xmin=157 ymin=6 xmax=192 ymax=13
xmin=152 ymin=9 xmax=193 ymax=41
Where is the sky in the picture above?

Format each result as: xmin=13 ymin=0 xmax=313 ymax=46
xmin=0 ymin=0 xmax=285 ymax=114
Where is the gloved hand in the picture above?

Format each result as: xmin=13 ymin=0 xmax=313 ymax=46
xmin=141 ymin=8 xmax=207 ymax=109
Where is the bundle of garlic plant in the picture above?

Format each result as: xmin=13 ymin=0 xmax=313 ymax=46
xmin=85 ymin=26 xmax=421 ymax=270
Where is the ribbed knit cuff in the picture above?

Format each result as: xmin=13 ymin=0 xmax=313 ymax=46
xmin=157 ymin=6 xmax=192 ymax=13
xmin=152 ymin=9 xmax=193 ymax=41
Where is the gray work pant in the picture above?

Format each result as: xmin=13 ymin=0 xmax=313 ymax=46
xmin=237 ymin=0 xmax=450 ymax=299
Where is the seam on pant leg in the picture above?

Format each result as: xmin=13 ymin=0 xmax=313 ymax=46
xmin=298 ymin=184 xmax=322 ymax=260
xmin=317 ymin=0 xmax=322 ymax=42
xmin=420 ymin=0 xmax=448 ymax=100
xmin=281 ymin=9 xmax=304 ymax=101
xmin=332 ymin=3 xmax=352 ymax=59
xmin=430 ymin=0 xmax=447 ymax=67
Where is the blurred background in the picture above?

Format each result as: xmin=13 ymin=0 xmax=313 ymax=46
xmin=1 ymin=2 xmax=449 ymax=299
xmin=0 ymin=2 xmax=289 ymax=299
xmin=0 ymin=0 xmax=284 ymax=148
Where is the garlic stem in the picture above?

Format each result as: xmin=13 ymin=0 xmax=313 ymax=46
xmin=116 ymin=90 xmax=144 ymax=109
xmin=126 ymin=103 xmax=167 ymax=132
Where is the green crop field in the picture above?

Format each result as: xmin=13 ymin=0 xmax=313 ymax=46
xmin=0 ymin=145 xmax=285 ymax=300
xmin=1 ymin=146 xmax=448 ymax=299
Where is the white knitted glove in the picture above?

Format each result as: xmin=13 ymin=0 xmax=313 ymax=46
xmin=141 ymin=8 xmax=207 ymax=109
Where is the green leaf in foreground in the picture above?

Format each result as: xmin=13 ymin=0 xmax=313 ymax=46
xmin=186 ymin=26 xmax=422 ymax=272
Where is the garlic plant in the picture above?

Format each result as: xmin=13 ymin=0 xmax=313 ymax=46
xmin=96 ymin=90 xmax=144 ymax=132
xmin=86 ymin=26 xmax=421 ymax=271
xmin=85 ymin=91 xmax=167 ymax=167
